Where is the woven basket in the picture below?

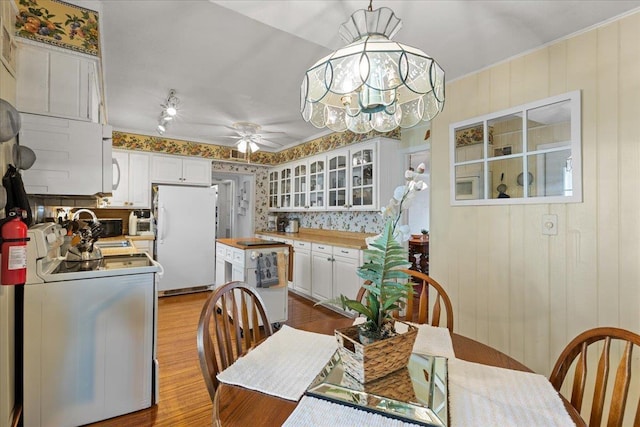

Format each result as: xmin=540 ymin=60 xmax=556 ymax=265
xmin=335 ymin=322 xmax=417 ymax=383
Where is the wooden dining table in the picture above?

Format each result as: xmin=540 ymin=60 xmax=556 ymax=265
xmin=214 ymin=318 xmax=585 ymax=426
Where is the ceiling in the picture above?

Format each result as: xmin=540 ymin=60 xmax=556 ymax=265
xmin=100 ymin=0 xmax=640 ymax=152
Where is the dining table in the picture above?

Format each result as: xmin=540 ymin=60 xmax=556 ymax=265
xmin=214 ymin=318 xmax=585 ymax=426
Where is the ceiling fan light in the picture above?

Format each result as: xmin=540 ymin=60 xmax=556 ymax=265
xmin=237 ymin=139 xmax=248 ymax=153
xmin=249 ymin=141 xmax=260 ymax=153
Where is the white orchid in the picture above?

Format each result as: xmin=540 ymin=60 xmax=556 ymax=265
xmin=371 ymin=165 xmax=427 ymax=245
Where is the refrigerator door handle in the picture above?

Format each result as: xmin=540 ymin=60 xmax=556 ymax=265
xmin=159 ymin=206 xmax=167 ymax=242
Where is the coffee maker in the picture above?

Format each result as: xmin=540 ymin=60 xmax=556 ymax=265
xmin=267 ymin=214 xmax=278 ymax=231
xmin=277 ymin=216 xmax=288 ymax=232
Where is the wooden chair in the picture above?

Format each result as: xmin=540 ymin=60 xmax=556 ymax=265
xmin=196 ymin=281 xmax=274 ymax=402
xmin=356 ymin=269 xmax=454 ymax=333
xmin=548 ymin=327 xmax=640 ymax=427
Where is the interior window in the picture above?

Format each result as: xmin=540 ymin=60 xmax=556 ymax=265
xmin=450 ymin=91 xmax=581 ymax=205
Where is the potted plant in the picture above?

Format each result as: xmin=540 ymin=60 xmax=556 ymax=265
xmin=333 ymin=164 xmax=427 ymax=382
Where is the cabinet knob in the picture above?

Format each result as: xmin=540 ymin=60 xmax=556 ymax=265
xmin=327 ymin=257 xmax=332 ymax=262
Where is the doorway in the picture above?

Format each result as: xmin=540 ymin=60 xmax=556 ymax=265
xmin=211 ymin=172 xmax=255 ymax=238
xmin=407 ymin=150 xmax=430 ymax=234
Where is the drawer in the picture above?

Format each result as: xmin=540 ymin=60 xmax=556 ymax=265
xmin=294 ymin=240 xmax=311 ymax=250
xmin=333 ymin=246 xmax=360 ymax=260
xmin=216 ymin=244 xmax=226 ymax=257
xmin=232 ymin=249 xmax=244 ymax=265
xmin=225 ymin=247 xmax=233 ymax=261
xmin=312 ymin=243 xmax=332 ymax=254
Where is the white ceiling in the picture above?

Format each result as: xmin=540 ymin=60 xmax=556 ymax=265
xmin=99 ymin=0 xmax=640 ymax=151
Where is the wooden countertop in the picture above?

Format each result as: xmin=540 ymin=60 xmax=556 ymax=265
xmin=96 ymin=235 xmax=154 ymax=256
xmin=257 ymin=228 xmax=373 ymax=249
xmin=216 ymin=237 xmax=290 ymax=250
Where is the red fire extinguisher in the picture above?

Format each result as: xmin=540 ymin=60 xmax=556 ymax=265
xmin=0 ymin=208 xmax=29 ymax=286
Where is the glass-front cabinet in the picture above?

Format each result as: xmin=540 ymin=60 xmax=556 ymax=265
xmin=327 ymin=150 xmax=349 ymax=209
xmin=292 ymin=162 xmax=307 ymax=209
xmin=268 ymin=170 xmax=279 ymax=209
xmin=308 ymin=157 xmax=326 ymax=210
xmin=350 ymin=145 xmax=375 ymax=209
xmin=279 ymin=166 xmax=292 ymax=209
xmin=267 ymin=137 xmax=402 ymax=212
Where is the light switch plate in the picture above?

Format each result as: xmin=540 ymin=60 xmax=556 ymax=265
xmin=542 ymin=214 xmax=558 ymax=235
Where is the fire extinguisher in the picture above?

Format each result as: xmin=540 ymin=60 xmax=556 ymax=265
xmin=0 ymin=208 xmax=29 ymax=286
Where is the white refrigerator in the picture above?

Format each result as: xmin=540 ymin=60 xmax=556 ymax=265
xmin=155 ymin=185 xmax=217 ymax=292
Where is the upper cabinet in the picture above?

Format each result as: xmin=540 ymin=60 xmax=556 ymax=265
xmin=108 ymin=150 xmax=150 ymax=208
xmin=150 ymin=154 xmax=211 ymax=186
xmin=269 ymin=138 xmax=400 ymax=212
xmin=16 ymin=41 xmax=102 ymax=123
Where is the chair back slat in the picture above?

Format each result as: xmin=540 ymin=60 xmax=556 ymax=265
xmin=356 ymin=270 xmax=453 ymax=333
xmin=589 ymin=337 xmax=611 ymax=426
xmin=549 ymin=327 xmax=640 ymax=427
xmin=571 ymin=342 xmax=588 ymax=411
xmin=197 ymin=281 xmax=274 ymax=402
xmin=606 ymin=341 xmax=633 ymax=427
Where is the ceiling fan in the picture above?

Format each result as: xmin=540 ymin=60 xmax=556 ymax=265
xmin=223 ymin=122 xmax=286 ymax=154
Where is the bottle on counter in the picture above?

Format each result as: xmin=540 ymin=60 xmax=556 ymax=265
xmin=128 ymin=211 xmax=137 ymax=236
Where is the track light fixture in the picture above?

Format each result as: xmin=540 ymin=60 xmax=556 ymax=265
xmin=157 ymin=89 xmax=179 ymax=135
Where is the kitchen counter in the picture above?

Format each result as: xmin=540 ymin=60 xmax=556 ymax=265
xmin=257 ymin=228 xmax=373 ymax=249
xmin=216 ymin=237 xmax=290 ymax=250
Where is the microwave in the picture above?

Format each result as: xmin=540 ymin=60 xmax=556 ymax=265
xmin=455 ymin=176 xmax=480 ymax=200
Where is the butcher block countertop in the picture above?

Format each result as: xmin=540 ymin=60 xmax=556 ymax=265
xmin=216 ymin=237 xmax=290 ymax=250
xmin=257 ymin=228 xmax=374 ymax=249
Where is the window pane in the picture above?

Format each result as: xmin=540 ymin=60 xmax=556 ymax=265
xmin=455 ymin=164 xmax=484 ymax=200
xmin=489 ymin=113 xmax=522 ymax=158
xmin=454 ymin=123 xmax=485 ymax=162
xmin=527 ymin=100 xmax=571 ymax=150
xmin=526 ymin=149 xmax=572 ymax=197
xmin=488 ymin=157 xmax=522 ymax=199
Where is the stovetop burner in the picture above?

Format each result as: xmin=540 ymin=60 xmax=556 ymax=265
xmin=52 ymin=253 xmax=154 ymax=275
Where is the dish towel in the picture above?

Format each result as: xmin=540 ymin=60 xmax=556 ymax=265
xmin=448 ymin=358 xmax=575 ymax=426
xmin=353 ymin=317 xmax=456 ymax=359
xmin=283 ymin=396 xmax=422 ymax=427
xmin=216 ymin=325 xmax=337 ymax=401
xmin=255 ymin=252 xmax=279 ymax=287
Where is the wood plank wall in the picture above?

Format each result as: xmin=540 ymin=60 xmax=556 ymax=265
xmin=430 ymin=10 xmax=640 ymax=411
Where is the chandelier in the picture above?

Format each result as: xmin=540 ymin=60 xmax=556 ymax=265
xmin=300 ymin=2 xmax=445 ymax=134
xmin=157 ymin=89 xmax=179 ymax=135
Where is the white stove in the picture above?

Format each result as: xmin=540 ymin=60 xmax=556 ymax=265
xmin=23 ymin=222 xmax=161 ymax=427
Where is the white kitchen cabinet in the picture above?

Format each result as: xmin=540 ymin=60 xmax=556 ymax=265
xmin=268 ymin=137 xmax=401 ymax=212
xmin=332 ymin=247 xmax=362 ymax=302
xmin=292 ymin=240 xmax=311 ymax=295
xmin=109 ymin=150 xmax=150 ymax=208
xmin=267 ymin=170 xmax=279 ymax=209
xmin=310 ymin=243 xmax=334 ymax=301
xmin=16 ymin=41 xmax=101 ymax=122
xmin=151 ymin=154 xmax=211 ymax=186
xmin=19 ymin=113 xmax=112 ymax=196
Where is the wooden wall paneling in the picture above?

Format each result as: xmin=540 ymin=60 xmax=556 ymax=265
xmin=454 ymin=205 xmax=480 ymax=337
xmin=617 ymin=14 xmax=640 ymax=335
xmin=595 ymin=22 xmax=621 ymax=328
xmin=565 ymin=30 xmax=600 ymax=341
xmin=507 ymin=56 xmax=526 ymax=106
xmin=474 ymin=205 xmax=493 ymax=343
xmin=489 ymin=62 xmax=511 ymax=113
xmin=486 ymin=206 xmax=511 ymax=355
xmin=548 ymin=41 xmax=568 ymax=96
xmin=507 ymin=204 xmax=525 ymax=362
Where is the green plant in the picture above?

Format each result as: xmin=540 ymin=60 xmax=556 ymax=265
xmin=338 ymin=221 xmax=412 ymax=340
xmin=421 ymin=229 xmax=428 ymax=235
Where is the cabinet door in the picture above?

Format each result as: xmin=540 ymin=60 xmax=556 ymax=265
xmin=49 ymin=52 xmax=83 ymax=119
xmin=151 ymin=155 xmax=182 ymax=183
xmin=311 ymin=251 xmax=333 ymax=301
xmin=268 ymin=169 xmax=279 ymax=209
xmin=128 ymin=153 xmax=150 ymax=207
xmin=182 ymin=158 xmax=211 ymax=185
xmin=279 ymin=167 xmax=292 ymax=209
xmin=292 ymin=162 xmax=307 ymax=209
xmin=16 ymin=43 xmax=49 ymax=114
xmin=293 ymin=249 xmax=311 ymax=296
xmin=327 ymin=151 xmax=348 ymax=209
xmin=215 ymin=258 xmax=226 ymax=287
xmin=308 ymin=158 xmax=326 ymax=210
xmin=333 ymin=254 xmax=361 ymax=301
xmin=110 ymin=151 xmax=130 ymax=207
xmin=350 ymin=145 xmax=376 ymax=209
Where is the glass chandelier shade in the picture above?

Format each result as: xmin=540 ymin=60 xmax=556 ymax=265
xmin=301 ymin=7 xmax=445 ymax=134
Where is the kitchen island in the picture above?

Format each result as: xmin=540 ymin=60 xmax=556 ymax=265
xmin=215 ymin=238 xmax=291 ymax=325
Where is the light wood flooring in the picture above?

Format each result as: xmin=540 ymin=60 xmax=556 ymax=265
xmin=89 ymin=291 xmax=346 ymax=427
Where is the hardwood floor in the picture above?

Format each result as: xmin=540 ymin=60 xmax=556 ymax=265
xmin=89 ymin=291 xmax=347 ymax=427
